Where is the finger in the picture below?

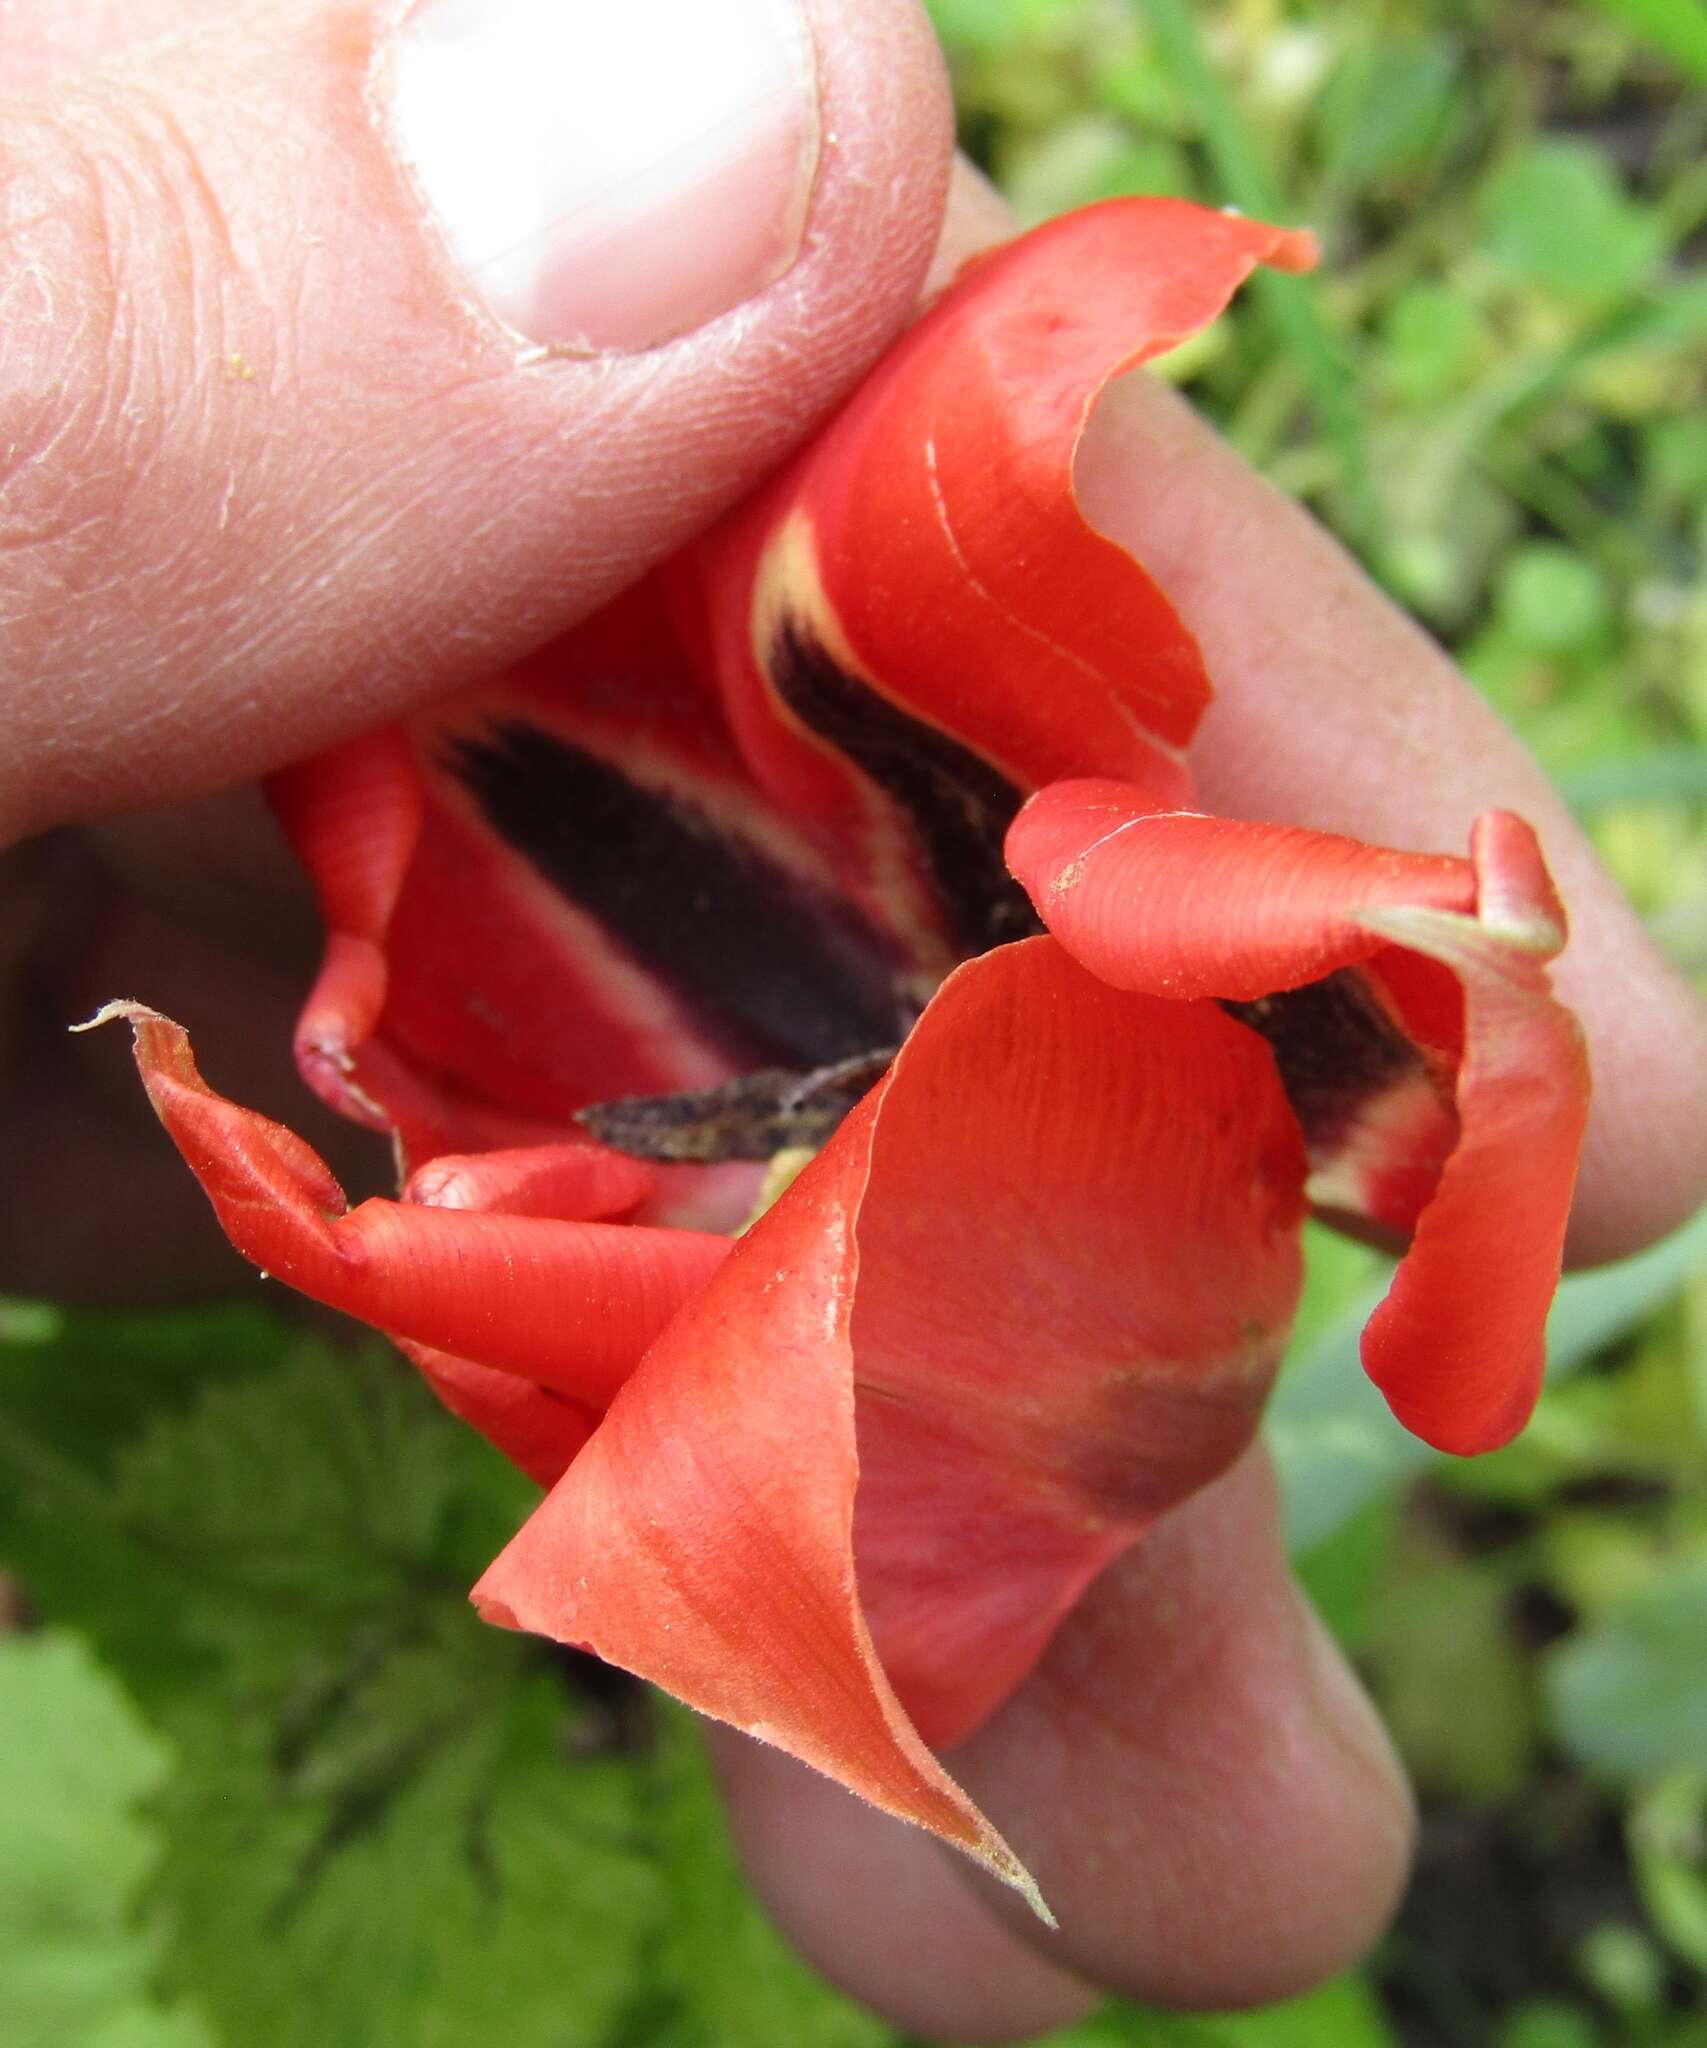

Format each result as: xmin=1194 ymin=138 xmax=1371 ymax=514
xmin=706 ymin=1727 xmax=1098 ymax=2044
xmin=717 ymin=1449 xmax=1413 ymax=2022
xmin=0 ymin=0 xmax=951 ymax=842
xmin=939 ymin=164 xmax=1707 ymax=1266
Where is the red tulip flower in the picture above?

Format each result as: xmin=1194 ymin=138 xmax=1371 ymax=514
xmin=104 ymin=198 xmax=1588 ymax=1912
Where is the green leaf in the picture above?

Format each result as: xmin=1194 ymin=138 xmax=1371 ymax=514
xmin=0 ymin=1301 xmax=296 ymax=1477
xmin=1546 ymin=1556 xmax=1707 ymax=1777
xmin=154 ymin=1669 xmax=658 ymax=2048
xmin=1293 ymin=1493 xmax=1399 ymax=1654
xmin=1479 ymin=143 xmax=1666 ymax=301
xmin=1312 ymin=36 xmax=1459 ymax=194
xmin=0 ymin=1304 xmax=303 ymax=1698
xmin=1557 ymin=748 xmax=1707 ymax=817
xmin=80 ymin=2014 xmax=219 ymax=2048
xmin=114 ymin=1353 xmax=658 ymax=2048
xmin=5 ymin=1340 xmax=662 ymax=2048
xmin=1189 ymin=1975 xmax=1398 ymax=2047
xmin=1495 ymin=545 xmax=1614 ymax=654
xmin=0 ymin=1631 xmax=214 ymax=2048
xmin=1368 ymin=1544 xmax=1541 ymax=1801
xmin=1494 ymin=2001 xmax=1602 ymax=2048
xmin=1575 ymin=0 xmax=1707 ymax=87
xmin=925 ymin=0 xmax=1051 ymax=60
xmin=1378 ymin=286 xmax=1483 ymax=407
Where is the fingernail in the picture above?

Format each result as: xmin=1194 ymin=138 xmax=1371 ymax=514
xmin=388 ymin=0 xmax=821 ymax=353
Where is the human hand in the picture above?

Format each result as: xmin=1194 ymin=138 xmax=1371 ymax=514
xmin=0 ymin=0 xmax=951 ymax=1294
xmin=5 ymin=7 xmax=1707 ymax=2044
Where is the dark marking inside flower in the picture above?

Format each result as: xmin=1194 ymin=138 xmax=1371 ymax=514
xmin=768 ymin=621 xmax=1041 ymax=956
xmin=576 ymin=1047 xmax=895 ymax=1163
xmin=1225 ymin=968 xmax=1424 ymax=1152
xmin=451 ymin=723 xmax=913 ymax=1070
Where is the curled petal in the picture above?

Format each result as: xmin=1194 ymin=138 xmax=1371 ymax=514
xmin=1357 ymin=814 xmax=1588 ymax=1452
xmin=473 ymin=939 xmax=1305 ymax=1901
xmin=1009 ymin=787 xmax=1590 ymax=1453
xmin=477 ymin=1117 xmax=1051 ymax=1910
xmin=94 ymin=1005 xmax=729 ymax=1412
xmin=268 ymin=729 xmax=424 ymax=1132
xmin=401 ymin=1143 xmax=652 ymax=1221
xmin=707 ymin=199 xmax=1317 ymax=783
xmin=1007 ymin=778 xmax=1474 ymax=998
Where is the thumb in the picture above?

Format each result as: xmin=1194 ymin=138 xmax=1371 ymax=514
xmin=0 ymin=0 xmax=951 ymax=843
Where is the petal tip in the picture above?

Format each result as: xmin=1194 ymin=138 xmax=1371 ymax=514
xmin=1259 ymin=221 xmax=1321 ymax=274
xmin=1380 ymin=1391 xmax=1535 ymax=1461
xmin=1363 ymin=1310 xmax=1546 ymax=1459
xmin=988 ymin=1842 xmax=1056 ymax=1927
xmin=469 ymin=1584 xmax=523 ymax=1634
xmin=1471 ymin=811 xmax=1569 ymax=955
xmin=70 ymin=998 xmax=158 ymax=1036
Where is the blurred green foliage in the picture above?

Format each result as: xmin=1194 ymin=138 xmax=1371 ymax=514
xmin=0 ymin=1327 xmax=903 ymax=2048
xmin=0 ymin=1632 xmax=213 ymax=2048
xmin=4 ymin=4 xmax=1706 ymax=2045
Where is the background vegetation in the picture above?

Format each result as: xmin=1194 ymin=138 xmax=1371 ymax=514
xmin=4 ymin=2 xmax=1705 ymax=2043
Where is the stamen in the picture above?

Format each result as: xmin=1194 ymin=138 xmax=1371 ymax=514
xmin=575 ymin=1047 xmax=896 ymax=1163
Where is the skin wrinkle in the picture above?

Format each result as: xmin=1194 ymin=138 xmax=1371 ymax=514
xmin=0 ymin=116 xmax=124 ymax=535
xmin=136 ymin=84 xmax=240 ymax=277
xmin=0 ymin=80 xmax=278 ymax=721
xmin=66 ymin=95 xmax=192 ymax=518
xmin=81 ymin=358 xmax=628 ymax=753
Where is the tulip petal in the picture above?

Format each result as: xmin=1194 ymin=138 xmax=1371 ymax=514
xmin=674 ymin=199 xmax=1316 ymax=967
xmin=96 ymin=1005 xmax=730 ymax=1411
xmin=1006 ymin=779 xmax=1477 ymax=999
xmin=696 ymin=199 xmax=1315 ymax=790
xmin=473 ymin=938 xmax=1305 ymax=1897
xmin=1356 ymin=813 xmax=1588 ymax=1452
xmin=268 ymin=727 xmax=425 ymax=1133
xmin=264 ymin=203 xmax=1314 ymax=1195
xmin=400 ymin=1143 xmax=652 ymax=1222
xmin=267 ymin=587 xmax=923 ymax=1224
xmin=393 ymin=1339 xmax=595 ymax=1491
xmin=1008 ymin=785 xmax=1590 ymax=1452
